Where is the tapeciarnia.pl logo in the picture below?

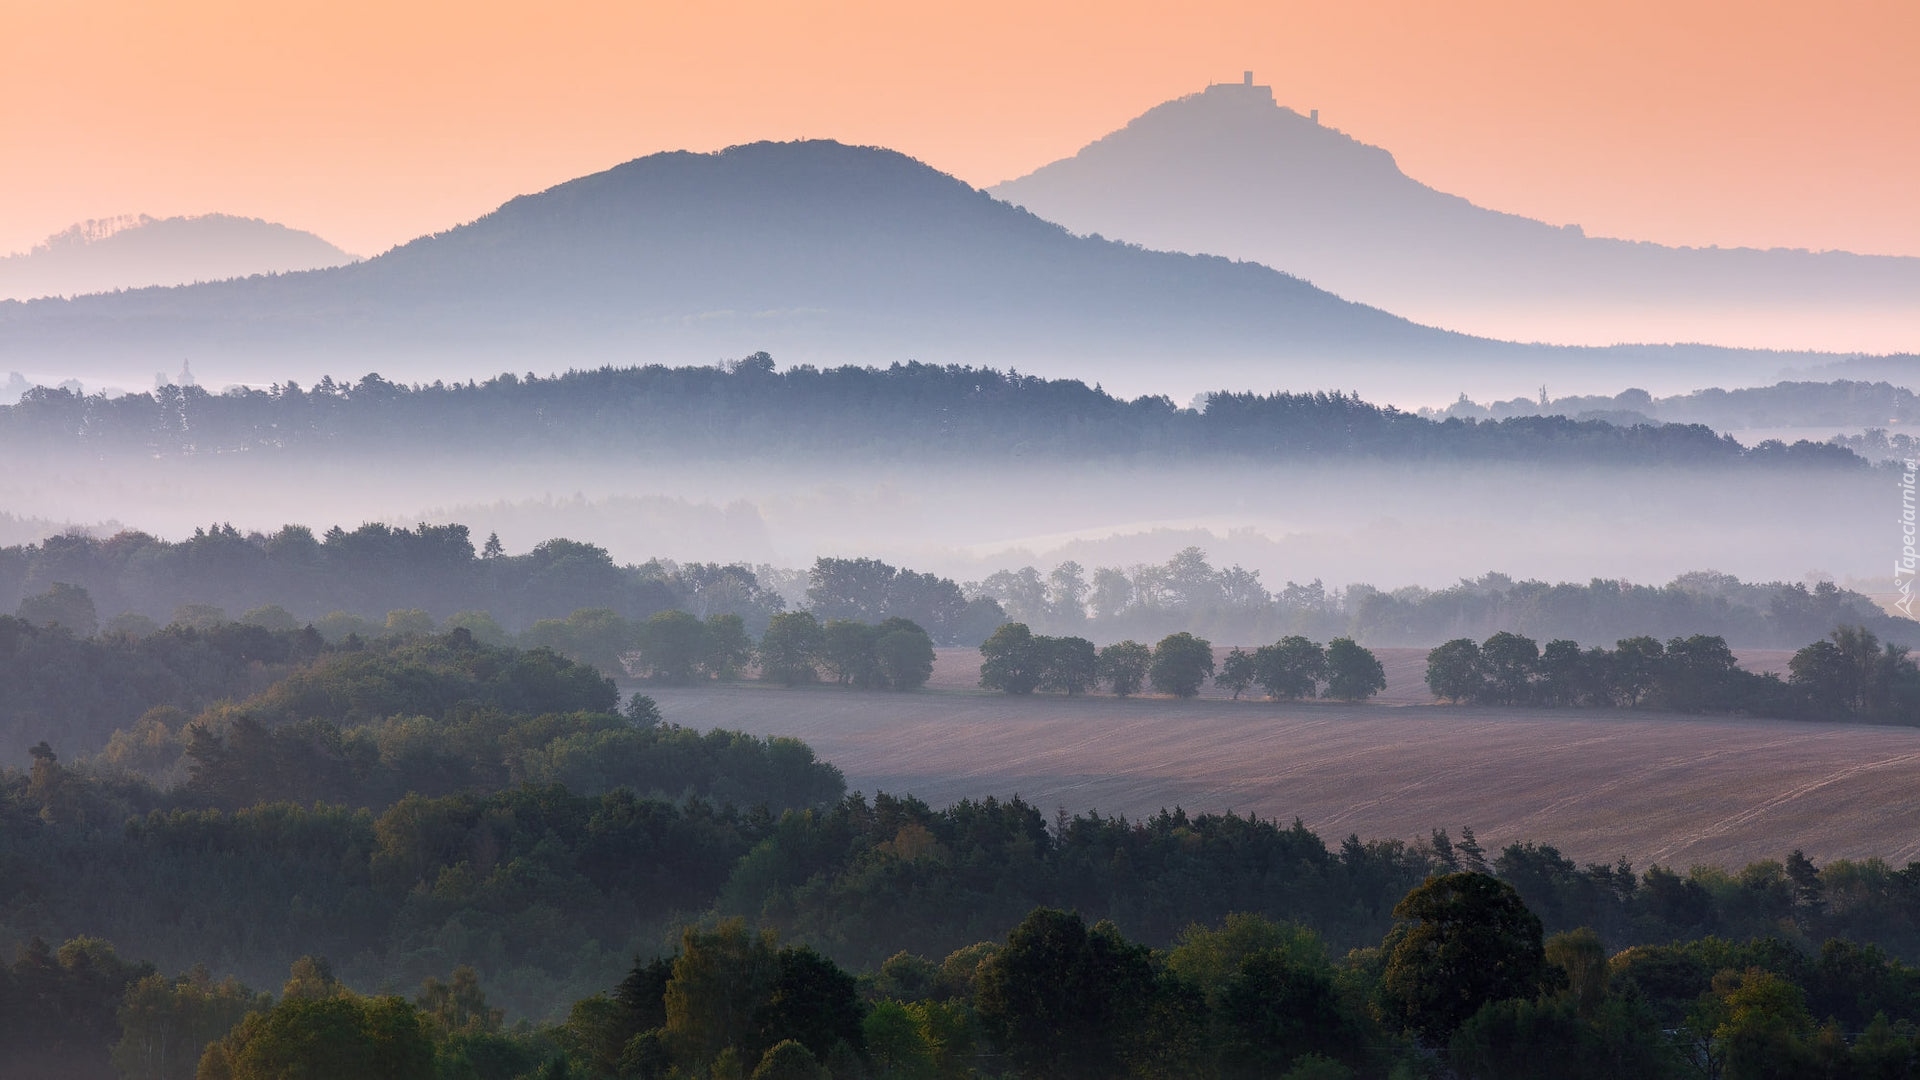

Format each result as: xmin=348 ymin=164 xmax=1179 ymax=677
xmin=1899 ymin=459 xmax=1918 ymax=616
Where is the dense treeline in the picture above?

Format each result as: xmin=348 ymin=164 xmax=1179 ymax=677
xmin=7 ymin=522 xmax=1907 ymax=659
xmin=0 ymin=357 xmax=1868 ymax=467
xmin=0 ymin=526 xmax=1002 ymax=646
xmin=0 ymin=601 xmax=949 ymax=764
xmin=1427 ymin=625 xmax=1920 ymax=722
xmin=17 ymin=629 xmax=842 ymax=807
xmin=975 ymin=624 xmax=1388 ymax=702
xmin=24 ymin=840 xmax=1920 ymax=1078
xmin=0 ymin=523 xmax=778 ymax=635
xmin=1431 ymin=377 xmax=1920 ymax=441
xmin=973 ymin=548 xmax=1915 ymax=648
xmin=22 ymin=707 xmax=1920 ymax=1026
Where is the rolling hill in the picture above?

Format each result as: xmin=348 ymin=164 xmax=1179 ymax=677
xmin=991 ymin=78 xmax=1920 ymax=355
xmin=0 ymin=140 xmax=1837 ymax=400
xmin=0 ymin=213 xmax=356 ymax=302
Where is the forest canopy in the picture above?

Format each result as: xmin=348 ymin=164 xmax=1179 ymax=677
xmin=0 ymin=358 xmax=1870 ymax=467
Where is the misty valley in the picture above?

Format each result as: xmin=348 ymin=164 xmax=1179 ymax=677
xmin=4 ymin=60 xmax=1920 ymax=1080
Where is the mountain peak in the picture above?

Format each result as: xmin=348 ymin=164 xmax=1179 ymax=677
xmin=990 ymin=83 xmax=1920 ymax=353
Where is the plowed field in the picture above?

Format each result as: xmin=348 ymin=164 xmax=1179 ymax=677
xmin=641 ymin=646 xmax=1906 ymax=870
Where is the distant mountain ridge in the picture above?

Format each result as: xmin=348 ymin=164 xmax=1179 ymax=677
xmin=0 ymin=140 xmax=1849 ymax=401
xmin=0 ymin=213 xmax=357 ymax=302
xmin=990 ymin=79 xmax=1920 ymax=354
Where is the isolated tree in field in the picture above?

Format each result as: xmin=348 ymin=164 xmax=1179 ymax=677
xmin=1425 ymin=639 xmax=1483 ymax=703
xmin=1098 ymin=641 xmax=1152 ymax=697
xmin=1255 ymin=636 xmax=1325 ymax=700
xmin=872 ymin=618 xmax=936 ymax=691
xmin=1150 ymin=632 xmax=1215 ymax=698
xmin=640 ymin=610 xmax=708 ymax=684
xmin=1479 ymin=632 xmax=1540 ymax=705
xmin=980 ymin=623 xmax=1044 ymax=694
xmin=1322 ymin=638 xmax=1386 ymax=701
xmin=1218 ymin=648 xmax=1257 ymax=700
xmin=1381 ymin=872 xmax=1550 ymax=1044
xmin=759 ymin=611 xmax=824 ymax=685
xmin=1039 ymin=635 xmax=1100 ymax=695
xmin=16 ymin=582 xmax=98 ymax=636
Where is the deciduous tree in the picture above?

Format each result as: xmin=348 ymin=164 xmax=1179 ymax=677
xmin=1150 ymin=632 xmax=1215 ymax=698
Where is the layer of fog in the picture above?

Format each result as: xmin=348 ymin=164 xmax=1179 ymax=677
xmin=0 ymin=452 xmax=1890 ymax=598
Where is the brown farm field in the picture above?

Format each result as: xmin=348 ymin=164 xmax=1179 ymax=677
xmin=637 ymin=646 xmax=1907 ymax=872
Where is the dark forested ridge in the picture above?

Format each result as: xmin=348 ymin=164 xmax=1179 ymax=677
xmin=0 ymin=358 xmax=1870 ymax=467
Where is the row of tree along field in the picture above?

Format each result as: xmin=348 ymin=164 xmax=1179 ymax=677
xmin=17 ymin=872 xmax=1920 ymax=1080
xmin=0 ymin=358 xmax=1872 ymax=469
xmin=3 ymin=592 xmax=1911 ymax=772
xmin=976 ymin=624 xmax=1389 ymax=702
xmin=3 ymin=522 xmax=1905 ymax=651
xmin=1426 ymin=626 xmax=1920 ymax=723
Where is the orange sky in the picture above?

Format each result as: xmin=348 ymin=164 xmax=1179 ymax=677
xmin=3 ymin=0 xmax=1916 ymax=260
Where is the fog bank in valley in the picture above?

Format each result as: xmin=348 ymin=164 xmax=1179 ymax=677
xmin=0 ymin=452 xmax=1888 ymax=597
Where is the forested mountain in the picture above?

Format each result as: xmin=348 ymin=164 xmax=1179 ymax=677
xmin=0 ymin=141 xmax=1835 ymax=401
xmin=0 ymin=214 xmax=355 ymax=303
xmin=0 ymin=359 xmax=1868 ymax=468
xmin=991 ymin=79 xmax=1920 ymax=355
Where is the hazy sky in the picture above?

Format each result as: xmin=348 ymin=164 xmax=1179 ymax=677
xmin=3 ymin=0 xmax=1916 ymax=261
